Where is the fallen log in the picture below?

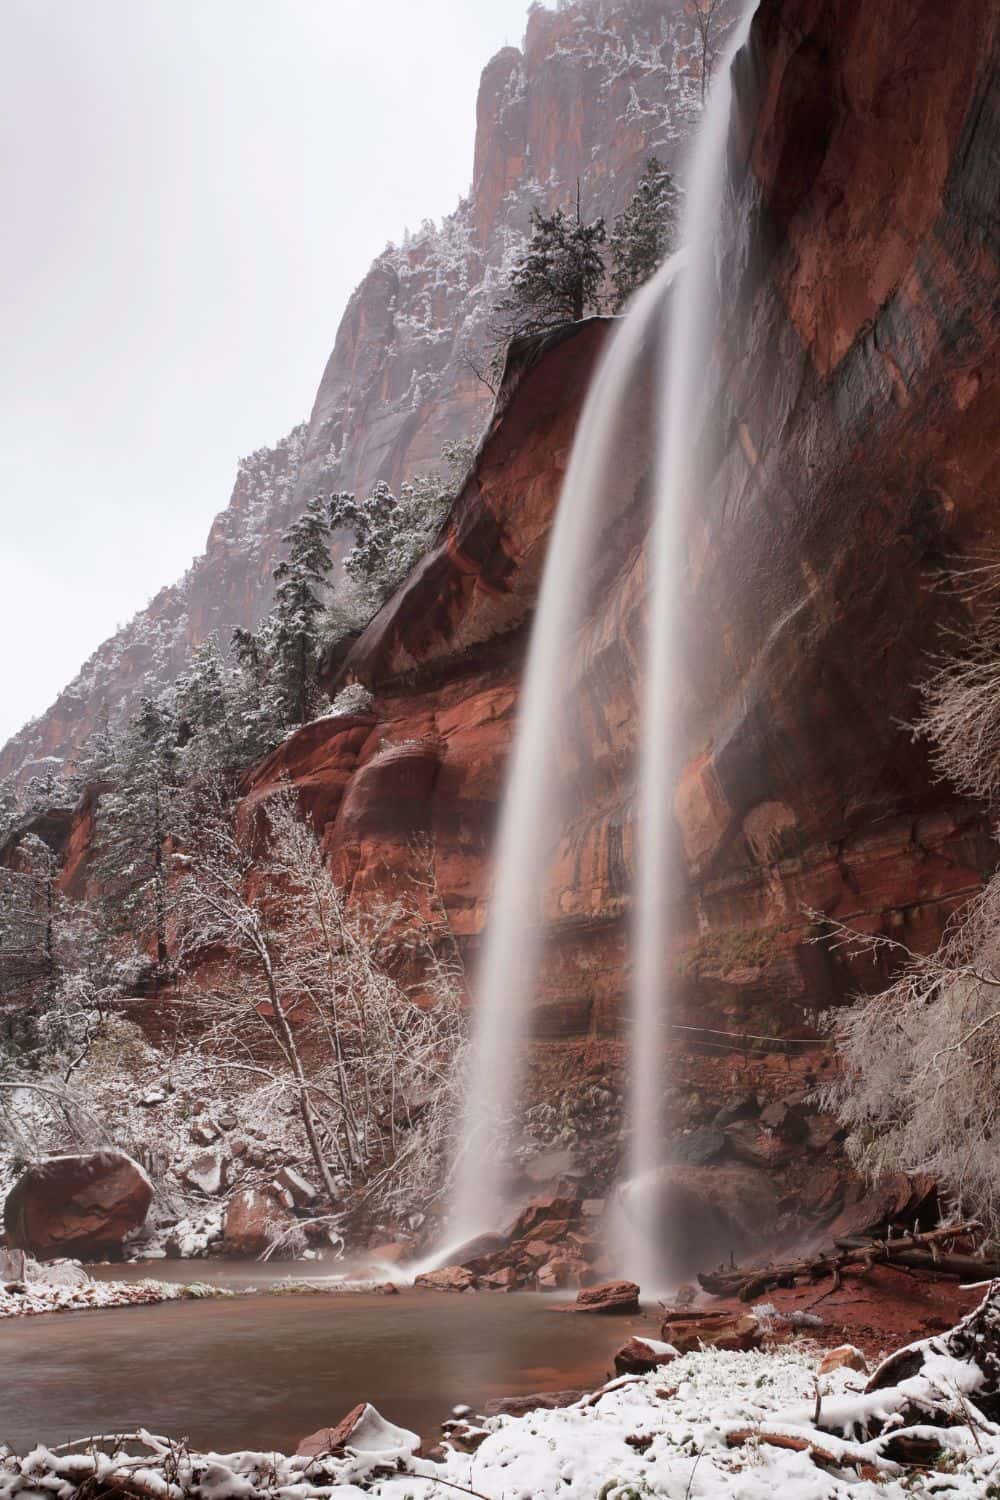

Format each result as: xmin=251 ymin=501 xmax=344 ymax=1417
xmin=698 ymin=1221 xmax=984 ymax=1300
xmin=725 ymin=1427 xmax=881 ymax=1479
xmin=887 ymin=1249 xmax=1000 ymax=1278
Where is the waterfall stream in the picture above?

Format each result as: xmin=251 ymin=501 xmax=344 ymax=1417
xmin=627 ymin=4 xmax=756 ymax=1289
xmin=441 ymin=4 xmax=756 ymax=1278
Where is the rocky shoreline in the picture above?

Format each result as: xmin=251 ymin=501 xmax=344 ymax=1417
xmin=6 ymin=1285 xmax=1000 ymax=1499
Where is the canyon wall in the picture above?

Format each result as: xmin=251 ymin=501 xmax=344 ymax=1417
xmin=232 ymin=0 xmax=999 ymax=1224
xmin=1 ymin=0 xmax=716 ymax=788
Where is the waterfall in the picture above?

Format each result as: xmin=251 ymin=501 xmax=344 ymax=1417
xmin=440 ymin=4 xmax=756 ymax=1268
xmin=442 ymin=289 xmax=668 ymax=1248
xmin=626 ymin=4 xmax=757 ymax=1290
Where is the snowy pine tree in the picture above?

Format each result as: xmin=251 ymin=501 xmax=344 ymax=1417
xmin=328 ymin=439 xmax=474 ymax=616
xmin=70 ymin=708 xmax=117 ymax=791
xmin=609 ymin=157 xmax=681 ymax=310
xmin=492 ymin=193 xmax=606 ymax=345
xmin=92 ymin=696 xmax=178 ymax=968
xmin=268 ymin=499 xmax=335 ymax=728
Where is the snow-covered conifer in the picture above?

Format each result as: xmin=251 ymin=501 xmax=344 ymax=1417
xmin=491 ymin=194 xmax=607 ymax=344
xmin=609 ymin=156 xmax=681 ymax=310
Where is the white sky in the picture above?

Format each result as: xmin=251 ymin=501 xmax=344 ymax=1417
xmin=0 ymin=0 xmax=536 ymax=747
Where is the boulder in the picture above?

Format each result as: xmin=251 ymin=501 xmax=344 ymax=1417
xmin=661 ymin=1310 xmax=762 ymax=1354
xmin=506 ymin=1195 xmax=577 ymax=1241
xmin=826 ymin=1174 xmax=935 ymax=1240
xmin=663 ymin=1128 xmax=727 ymax=1167
xmin=522 ymin=1217 xmax=572 ymax=1243
xmin=723 ymin=1123 xmax=795 ymax=1170
xmin=819 ymin=1344 xmax=869 ymax=1376
xmin=536 ymin=1256 xmax=585 ymax=1290
xmin=296 ymin=1403 xmax=420 ymax=1460
xmin=484 ymin=1390 xmax=585 ymax=1418
xmin=274 ymin=1166 xmax=317 ymax=1208
xmin=222 ymin=1187 xmax=294 ymax=1258
xmin=30 ymin=1258 xmax=91 ymax=1289
xmin=758 ymin=1099 xmax=810 ymax=1143
xmin=573 ymin=1279 xmax=640 ymax=1314
xmin=480 ymin=1266 xmax=519 ymax=1290
xmin=516 ymin=1239 xmax=561 ymax=1267
xmin=183 ymin=1150 xmax=227 ymax=1197
xmin=714 ymin=1093 xmax=759 ymax=1128
xmin=4 ymin=1151 xmax=153 ymax=1259
xmin=614 ymin=1337 xmax=679 ymax=1375
xmin=0 ymin=1248 xmax=26 ymax=1281
xmin=413 ymin=1265 xmax=476 ymax=1292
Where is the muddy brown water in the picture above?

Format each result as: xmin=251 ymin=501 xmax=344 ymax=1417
xmin=0 ymin=1275 xmax=659 ymax=1455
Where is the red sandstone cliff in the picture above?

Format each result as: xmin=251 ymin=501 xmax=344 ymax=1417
xmin=238 ymin=0 xmax=999 ymax=1100
xmin=1 ymin=0 xmax=715 ymax=788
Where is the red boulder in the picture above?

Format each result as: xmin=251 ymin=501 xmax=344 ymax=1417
xmin=4 ymin=1151 xmax=152 ymax=1260
xmin=573 ymin=1279 xmax=640 ymax=1314
xmin=414 ymin=1265 xmax=476 ymax=1292
xmin=614 ymin=1337 xmax=679 ymax=1375
xmin=660 ymin=1309 xmax=762 ymax=1354
xmin=222 ymin=1186 xmax=295 ymax=1258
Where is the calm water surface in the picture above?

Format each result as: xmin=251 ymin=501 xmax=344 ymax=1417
xmin=1 ymin=1279 xmax=657 ymax=1454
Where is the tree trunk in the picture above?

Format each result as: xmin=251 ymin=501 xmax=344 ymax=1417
xmin=261 ymin=942 xmax=341 ymax=1206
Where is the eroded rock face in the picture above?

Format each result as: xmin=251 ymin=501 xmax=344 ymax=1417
xmin=285 ymin=0 xmax=1000 ymax=1053
xmin=4 ymin=1152 xmax=153 ymax=1260
xmin=621 ymin=1165 xmax=779 ymax=1277
xmin=241 ymin=0 xmax=1000 ymax=1235
xmin=8 ymin=0 xmax=999 ymax=1247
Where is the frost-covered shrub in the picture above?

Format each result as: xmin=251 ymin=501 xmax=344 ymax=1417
xmin=826 ymin=571 xmax=1000 ymax=1235
xmin=325 ymin=683 xmax=374 ymax=718
xmin=328 ymin=438 xmax=474 ymax=618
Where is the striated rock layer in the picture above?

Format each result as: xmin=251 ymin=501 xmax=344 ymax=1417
xmin=237 ymin=0 xmax=1000 ymax=1227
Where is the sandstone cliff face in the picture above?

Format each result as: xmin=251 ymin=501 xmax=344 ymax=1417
xmin=1 ymin=0 xmax=713 ymax=788
xmin=243 ymin=0 xmax=999 ymax=1080
xmin=283 ymin=0 xmax=720 ymax=523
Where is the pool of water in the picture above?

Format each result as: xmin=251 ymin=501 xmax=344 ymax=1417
xmin=0 ymin=1285 xmax=658 ymax=1454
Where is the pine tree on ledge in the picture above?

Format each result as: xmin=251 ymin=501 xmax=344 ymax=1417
xmin=269 ymin=497 xmax=335 ymax=729
xmin=609 ymin=157 xmax=681 ymax=312
xmin=492 ymin=184 xmax=606 ymax=345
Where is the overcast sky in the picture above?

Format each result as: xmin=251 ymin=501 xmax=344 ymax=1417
xmin=0 ymin=0 xmax=535 ymax=747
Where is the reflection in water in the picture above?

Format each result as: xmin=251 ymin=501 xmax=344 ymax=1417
xmin=0 ymin=1288 xmax=657 ymax=1453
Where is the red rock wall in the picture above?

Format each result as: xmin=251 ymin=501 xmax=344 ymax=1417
xmin=240 ymin=0 xmax=1000 ymax=1073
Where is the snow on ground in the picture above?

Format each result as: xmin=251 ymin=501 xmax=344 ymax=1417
xmin=0 ymin=1274 xmax=229 ymax=1319
xmin=5 ymin=1340 xmax=1000 ymax=1498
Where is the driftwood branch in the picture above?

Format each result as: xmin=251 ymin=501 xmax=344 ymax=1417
xmin=699 ymin=1222 xmax=989 ymax=1301
xmin=725 ymin=1428 xmax=880 ymax=1478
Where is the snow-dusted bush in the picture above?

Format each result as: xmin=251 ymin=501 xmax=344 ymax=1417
xmin=826 ymin=568 xmax=1000 ymax=1236
xmin=325 ymin=682 xmax=374 ymax=718
xmin=171 ymin=792 xmax=468 ymax=1223
xmin=328 ymin=438 xmax=474 ymax=619
xmin=824 ymin=880 xmax=1000 ymax=1234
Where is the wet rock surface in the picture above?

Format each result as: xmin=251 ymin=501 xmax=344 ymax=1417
xmin=573 ymin=1280 xmax=640 ymax=1315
